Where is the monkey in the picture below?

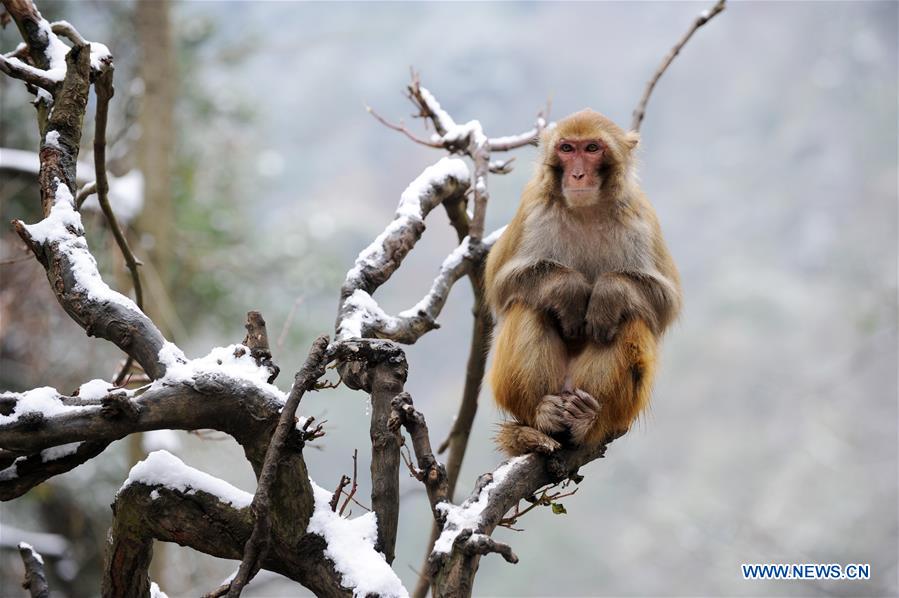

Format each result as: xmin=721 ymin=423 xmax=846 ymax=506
xmin=485 ymin=109 xmax=682 ymax=456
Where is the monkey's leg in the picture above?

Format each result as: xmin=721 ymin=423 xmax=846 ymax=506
xmin=491 ymin=303 xmax=569 ymax=455
xmin=568 ymin=319 xmax=657 ymax=445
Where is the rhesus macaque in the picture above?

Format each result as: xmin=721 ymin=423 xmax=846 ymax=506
xmin=485 ymin=109 xmax=682 ymax=456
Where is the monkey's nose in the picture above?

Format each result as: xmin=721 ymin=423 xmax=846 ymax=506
xmin=572 ymin=172 xmax=585 ymax=180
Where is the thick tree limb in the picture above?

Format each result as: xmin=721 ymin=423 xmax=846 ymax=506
xmin=105 ymin=479 xmax=351 ymax=598
xmin=631 ymin=0 xmax=726 ymax=132
xmin=330 ymin=338 xmax=408 ymax=564
xmin=0 ymin=340 xmax=313 ymax=501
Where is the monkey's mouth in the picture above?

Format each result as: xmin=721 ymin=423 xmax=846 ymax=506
xmin=562 ymin=185 xmax=600 ymax=194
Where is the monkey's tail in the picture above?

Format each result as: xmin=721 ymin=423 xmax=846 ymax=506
xmin=494 ymin=421 xmax=561 ymax=456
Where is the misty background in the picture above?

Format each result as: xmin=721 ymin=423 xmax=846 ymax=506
xmin=1 ymin=1 xmax=896 ymax=596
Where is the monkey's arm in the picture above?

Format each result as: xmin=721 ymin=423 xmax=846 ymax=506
xmin=490 ymin=258 xmax=591 ymax=339
xmin=586 ymin=270 xmax=680 ymax=343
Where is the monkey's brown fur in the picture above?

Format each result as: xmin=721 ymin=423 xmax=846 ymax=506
xmin=486 ymin=109 xmax=681 ymax=455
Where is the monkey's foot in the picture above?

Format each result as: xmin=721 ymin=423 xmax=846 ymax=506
xmin=560 ymin=389 xmax=601 ymax=445
xmin=495 ymin=422 xmax=561 ymax=456
xmin=534 ymin=394 xmax=570 ymax=434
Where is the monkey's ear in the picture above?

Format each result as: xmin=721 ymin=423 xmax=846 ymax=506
xmin=624 ymin=131 xmax=640 ymax=150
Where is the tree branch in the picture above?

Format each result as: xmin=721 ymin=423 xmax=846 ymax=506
xmin=18 ymin=542 xmax=50 ymax=598
xmin=227 ymin=335 xmax=331 ymax=597
xmin=631 ymin=0 xmax=726 ymax=132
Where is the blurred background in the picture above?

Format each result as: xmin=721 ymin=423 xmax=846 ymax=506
xmin=1 ymin=1 xmax=896 ymax=596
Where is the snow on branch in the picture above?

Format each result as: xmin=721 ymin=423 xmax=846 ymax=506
xmin=121 ymin=450 xmax=253 ymax=509
xmin=336 ymin=157 xmax=470 ymax=341
xmin=14 ymin=176 xmax=168 ymax=378
xmin=307 ymin=480 xmax=409 ymax=598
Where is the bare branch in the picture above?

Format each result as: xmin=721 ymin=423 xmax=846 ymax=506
xmin=338 ymin=449 xmax=360 ymax=516
xmin=367 ymin=105 xmax=445 ymax=148
xmin=74 ymin=180 xmax=97 ymax=207
xmin=455 ymin=530 xmax=518 ymax=564
xmin=631 ymin=0 xmax=726 ymax=132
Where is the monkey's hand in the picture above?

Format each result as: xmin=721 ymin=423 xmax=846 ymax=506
xmin=534 ymin=394 xmax=570 ymax=434
xmin=535 ymin=266 xmax=591 ymax=340
xmin=585 ymin=278 xmax=632 ymax=344
xmin=561 ymin=389 xmax=601 ymax=445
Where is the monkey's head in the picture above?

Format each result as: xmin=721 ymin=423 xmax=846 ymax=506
xmin=540 ymin=109 xmax=640 ymax=208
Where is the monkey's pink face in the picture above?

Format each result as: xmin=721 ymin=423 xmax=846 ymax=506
xmin=557 ymin=138 xmax=605 ymax=206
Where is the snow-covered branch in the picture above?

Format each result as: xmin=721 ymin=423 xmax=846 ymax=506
xmin=336 ymin=157 xmax=470 ymax=341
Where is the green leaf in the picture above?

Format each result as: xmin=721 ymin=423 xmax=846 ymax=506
xmin=551 ymin=502 xmax=567 ymax=515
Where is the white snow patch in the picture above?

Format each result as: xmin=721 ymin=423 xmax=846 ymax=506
xmin=338 ymin=289 xmax=397 ymax=340
xmin=157 ymin=341 xmax=188 ymax=368
xmin=0 ymin=386 xmax=90 ymax=425
xmin=45 ymin=130 xmax=61 ymax=148
xmin=22 ymin=181 xmax=83 ymax=243
xmin=307 ymin=480 xmax=408 ymax=597
xmin=40 ymin=442 xmax=82 ymax=462
xmin=432 ymin=456 xmax=528 ymax=554
xmin=157 ymin=344 xmax=286 ymax=402
xmin=142 ymin=429 xmax=181 ymax=453
xmin=89 ymin=41 xmax=111 ymax=71
xmin=395 ymin=157 xmax=469 ymax=219
xmin=150 ymin=581 xmax=168 ymax=598
xmin=77 ymin=379 xmax=112 ymax=400
xmin=41 ymin=20 xmax=70 ymax=82
xmin=417 ymin=87 xmax=457 ymax=130
xmin=440 ymin=120 xmax=487 ymax=148
xmin=123 ymin=450 xmax=252 ymax=508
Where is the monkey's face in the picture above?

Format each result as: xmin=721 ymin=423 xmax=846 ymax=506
xmin=556 ymin=138 xmax=605 ymax=207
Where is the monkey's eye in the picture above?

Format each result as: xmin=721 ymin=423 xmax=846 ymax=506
xmin=585 ymin=143 xmax=601 ymax=153
xmin=559 ymin=143 xmax=575 ymax=153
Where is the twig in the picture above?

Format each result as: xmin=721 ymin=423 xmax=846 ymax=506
xmin=338 ymin=448 xmax=359 ymax=515
xmin=75 ymin=180 xmax=97 ymax=207
xmin=367 ymin=105 xmax=444 ymax=148
xmin=90 ymin=58 xmax=146 ymax=385
xmin=498 ymin=485 xmax=579 ymax=529
xmin=631 ymin=0 xmax=726 ymax=132
xmin=18 ymin=542 xmax=50 ymax=598
xmin=329 ymin=475 xmax=350 ymax=512
xmin=226 ymin=335 xmax=331 ymax=598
